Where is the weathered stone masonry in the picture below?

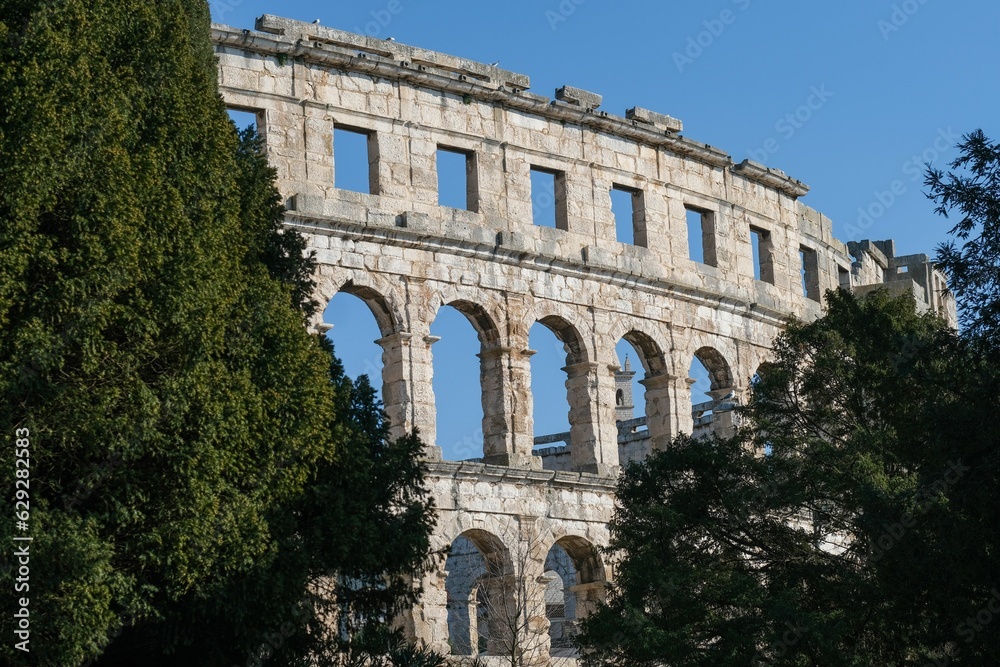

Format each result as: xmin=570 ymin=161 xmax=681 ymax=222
xmin=212 ymin=15 xmax=955 ymax=663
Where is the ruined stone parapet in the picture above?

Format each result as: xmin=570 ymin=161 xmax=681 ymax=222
xmin=849 ymin=240 xmax=955 ymax=322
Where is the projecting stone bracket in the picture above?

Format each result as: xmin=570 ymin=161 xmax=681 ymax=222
xmin=733 ymin=159 xmax=810 ymax=199
xmin=555 ymin=85 xmax=603 ymax=111
xmin=626 ymin=106 xmax=683 ymax=134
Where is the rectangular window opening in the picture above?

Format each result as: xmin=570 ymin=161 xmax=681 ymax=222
xmin=838 ymin=265 xmax=851 ymax=290
xmin=227 ymin=108 xmax=259 ymax=134
xmin=800 ymin=246 xmax=820 ymax=302
xmin=750 ymin=226 xmax=774 ymax=284
xmin=436 ymin=147 xmax=478 ymax=212
xmin=611 ymin=185 xmax=646 ymax=246
xmin=530 ymin=166 xmax=567 ymax=230
xmin=685 ymin=206 xmax=717 ymax=266
xmin=333 ymin=125 xmax=378 ymax=195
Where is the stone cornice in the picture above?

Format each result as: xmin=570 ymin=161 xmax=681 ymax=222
xmin=284 ymin=210 xmax=798 ymax=330
xmin=426 ymin=460 xmax=618 ymax=492
xmin=732 ymin=160 xmax=810 ymax=199
xmin=210 ymin=20 xmax=809 ymax=190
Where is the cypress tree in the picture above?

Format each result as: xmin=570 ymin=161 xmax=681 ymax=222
xmin=0 ymin=2 xmax=435 ymax=665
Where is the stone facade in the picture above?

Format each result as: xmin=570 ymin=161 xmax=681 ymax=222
xmin=212 ymin=15 xmax=956 ymax=664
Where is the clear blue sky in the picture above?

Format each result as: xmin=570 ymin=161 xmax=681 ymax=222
xmin=216 ymin=1 xmax=999 ymax=459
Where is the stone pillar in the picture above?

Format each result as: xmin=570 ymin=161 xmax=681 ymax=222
xmin=565 ymin=362 xmax=619 ymax=476
xmin=569 ymin=581 xmax=607 ymax=624
xmin=479 ymin=574 xmax=519 ymax=658
xmin=396 ymin=568 xmax=450 ymax=655
xmin=708 ymin=386 xmax=741 ymax=439
xmin=510 ymin=347 xmax=539 ymax=466
xmin=478 ymin=344 xmax=512 ymax=466
xmin=377 ymin=330 xmax=441 ymax=460
xmin=477 ymin=570 xmax=550 ymax=665
xmin=639 ymin=373 xmax=674 ymax=450
xmin=678 ymin=377 xmax=697 ymax=436
xmin=477 ymin=344 xmax=539 ymax=468
xmin=520 ymin=519 xmax=554 ymax=667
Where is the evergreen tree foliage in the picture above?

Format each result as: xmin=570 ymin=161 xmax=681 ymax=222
xmin=926 ymin=129 xmax=1000 ymax=344
xmin=579 ymin=290 xmax=1000 ymax=666
xmin=0 ymin=2 xmax=435 ymax=665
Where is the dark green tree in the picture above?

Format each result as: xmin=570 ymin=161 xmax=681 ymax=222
xmin=0 ymin=2 xmax=435 ymax=665
xmin=579 ymin=130 xmax=1000 ymax=667
xmin=578 ymin=289 xmax=1000 ymax=666
xmin=926 ymin=129 xmax=1000 ymax=344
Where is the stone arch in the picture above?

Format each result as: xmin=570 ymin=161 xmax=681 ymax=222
xmin=541 ymin=534 xmax=608 ymax=655
xmin=693 ymin=345 xmax=735 ymax=391
xmin=444 ymin=528 xmax=515 ymax=657
xmin=336 ymin=280 xmax=398 ymax=336
xmin=620 ymin=329 xmax=668 ymax=376
xmin=431 ymin=296 xmax=516 ymax=463
xmin=553 ymin=535 xmax=607 ymax=585
xmin=456 ymin=528 xmax=512 ymax=576
xmin=443 ymin=299 xmax=502 ymax=346
xmin=521 ymin=298 xmax=593 ymax=363
xmin=526 ymin=308 xmax=617 ymax=473
xmin=435 ymin=512 xmax=521 ymax=557
xmin=536 ymin=313 xmax=588 ymax=365
xmin=606 ymin=326 xmax=677 ymax=457
xmin=319 ymin=275 xmax=421 ymax=442
xmin=426 ymin=284 xmax=507 ymax=346
xmin=751 ymin=360 xmax=778 ymax=385
xmin=606 ymin=318 xmax=670 ymax=376
xmin=688 ymin=344 xmax=740 ymax=439
xmin=316 ymin=272 xmax=404 ymax=336
xmin=525 ymin=311 xmax=586 ymax=448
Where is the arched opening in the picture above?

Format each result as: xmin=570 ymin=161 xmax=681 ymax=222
xmin=431 ymin=302 xmax=499 ymax=461
xmin=613 ymin=342 xmax=643 ymax=422
xmin=751 ymin=362 xmax=777 ymax=457
xmin=690 ymin=347 xmax=735 ymax=438
xmin=529 ymin=323 xmax=572 ymax=448
xmin=530 ymin=315 xmax=587 ymax=470
xmin=543 ymin=545 xmax=576 ymax=655
xmin=689 ymin=356 xmax=713 ymax=429
xmin=323 ymin=292 xmax=386 ymax=398
xmin=445 ymin=530 xmax=511 ymax=658
xmin=749 ymin=361 xmax=776 ymax=393
xmin=614 ymin=331 xmax=668 ymax=460
xmin=543 ymin=536 xmax=607 ymax=658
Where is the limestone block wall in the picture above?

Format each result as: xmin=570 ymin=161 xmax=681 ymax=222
xmin=211 ymin=15 xmax=956 ymax=662
xmin=405 ymin=462 xmax=615 ymax=659
xmin=212 ymin=16 xmax=847 ymax=470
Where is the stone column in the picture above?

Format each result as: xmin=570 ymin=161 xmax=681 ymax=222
xmin=477 ymin=344 xmax=539 ymax=468
xmin=477 ymin=570 xmax=551 ymax=665
xmin=639 ymin=373 xmax=674 ymax=450
xmin=565 ymin=362 xmax=619 ymax=476
xmin=376 ymin=330 xmax=441 ymax=460
xmin=677 ymin=376 xmax=697 ymax=436
xmin=479 ymin=574 xmax=518 ymax=658
xmin=478 ymin=344 xmax=511 ymax=466
xmin=396 ymin=568 xmax=450 ymax=655
xmin=569 ymin=581 xmax=607 ymax=624
xmin=509 ymin=346 xmax=539 ymax=467
xmin=708 ymin=386 xmax=741 ymax=439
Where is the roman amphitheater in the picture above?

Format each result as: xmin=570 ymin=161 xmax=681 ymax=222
xmin=212 ymin=15 xmax=955 ymax=664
